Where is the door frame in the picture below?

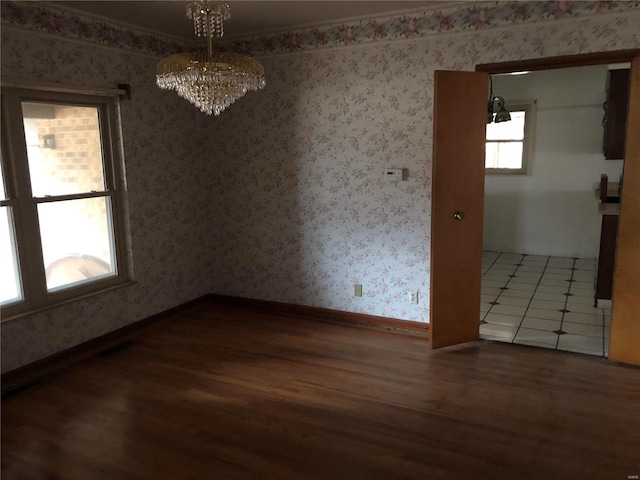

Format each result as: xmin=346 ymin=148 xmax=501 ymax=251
xmin=471 ymin=49 xmax=640 ymax=364
xmin=476 ymin=49 xmax=639 ymax=75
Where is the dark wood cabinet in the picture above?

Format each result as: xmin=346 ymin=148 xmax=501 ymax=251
xmin=595 ymin=214 xmax=618 ymax=303
xmin=603 ymin=68 xmax=630 ymax=160
xmin=595 ymin=175 xmax=621 ymax=305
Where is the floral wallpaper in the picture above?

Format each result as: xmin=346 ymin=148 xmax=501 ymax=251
xmin=1 ymin=1 xmax=639 ymax=372
xmin=0 ymin=1 xmax=185 ymax=56
xmin=2 ymin=1 xmax=639 ymax=56
xmin=208 ymin=11 xmax=640 ymax=323
xmin=0 ymin=27 xmax=217 ymax=372
xmin=228 ymin=0 xmax=640 ymax=55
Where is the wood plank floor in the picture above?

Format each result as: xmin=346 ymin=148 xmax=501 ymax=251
xmin=2 ymin=302 xmax=639 ymax=480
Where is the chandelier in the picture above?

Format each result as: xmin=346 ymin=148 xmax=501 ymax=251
xmin=156 ymin=1 xmax=266 ymax=115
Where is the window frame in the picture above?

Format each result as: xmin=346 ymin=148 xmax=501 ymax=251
xmin=485 ymin=99 xmax=537 ymax=175
xmin=0 ymin=86 xmax=132 ymax=321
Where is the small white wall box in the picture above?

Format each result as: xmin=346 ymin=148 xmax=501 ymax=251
xmin=384 ymin=168 xmax=404 ymax=180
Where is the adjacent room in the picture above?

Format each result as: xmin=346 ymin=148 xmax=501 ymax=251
xmin=480 ymin=65 xmax=628 ymax=356
xmin=1 ymin=1 xmax=639 ymax=478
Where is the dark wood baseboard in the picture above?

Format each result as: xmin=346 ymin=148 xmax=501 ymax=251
xmin=208 ymin=294 xmax=429 ymax=334
xmin=2 ymin=294 xmax=428 ymax=396
xmin=1 ymin=295 xmax=211 ymax=396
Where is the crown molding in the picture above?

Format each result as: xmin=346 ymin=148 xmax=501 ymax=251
xmin=223 ymin=0 xmax=640 ymax=56
xmin=1 ymin=1 xmax=187 ymax=56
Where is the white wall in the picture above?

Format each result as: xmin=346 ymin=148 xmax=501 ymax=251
xmin=484 ymin=66 xmax=625 ymax=259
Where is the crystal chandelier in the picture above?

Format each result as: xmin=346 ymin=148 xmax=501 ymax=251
xmin=156 ymin=1 xmax=266 ymax=115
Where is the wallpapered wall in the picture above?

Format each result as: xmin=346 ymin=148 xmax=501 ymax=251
xmin=0 ymin=28 xmax=217 ymax=372
xmin=207 ymin=12 xmax=640 ymax=319
xmin=1 ymin=1 xmax=639 ymax=372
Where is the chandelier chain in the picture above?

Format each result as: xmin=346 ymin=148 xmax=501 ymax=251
xmin=186 ymin=1 xmax=230 ymax=38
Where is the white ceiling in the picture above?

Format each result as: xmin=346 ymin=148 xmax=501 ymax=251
xmin=46 ymin=1 xmax=457 ymax=42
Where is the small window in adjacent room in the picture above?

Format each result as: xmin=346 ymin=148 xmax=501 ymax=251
xmin=486 ymin=100 xmax=536 ymax=174
xmin=0 ymin=86 xmax=131 ymax=320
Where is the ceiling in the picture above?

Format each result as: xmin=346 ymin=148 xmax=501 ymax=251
xmin=46 ymin=1 xmax=456 ymax=42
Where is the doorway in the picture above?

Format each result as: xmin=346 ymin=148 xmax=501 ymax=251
xmin=428 ymin=50 xmax=640 ymax=365
xmin=479 ymin=65 xmax=624 ymax=357
xmin=475 ymin=51 xmax=640 ymax=365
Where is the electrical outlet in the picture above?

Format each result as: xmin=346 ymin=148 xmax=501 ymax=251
xmin=354 ymin=284 xmax=363 ymax=297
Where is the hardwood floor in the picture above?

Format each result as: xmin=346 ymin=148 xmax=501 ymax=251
xmin=2 ymin=302 xmax=639 ymax=479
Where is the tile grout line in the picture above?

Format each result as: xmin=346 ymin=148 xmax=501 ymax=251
xmin=510 ymin=254 xmax=552 ymax=345
xmin=558 ymin=257 xmax=606 ymax=357
xmin=481 ymin=251 xmax=501 ymax=278
xmin=554 ymin=257 xmax=576 ymax=350
xmin=480 ymin=251 xmax=505 ymax=323
xmin=480 ymin=252 xmax=502 ymax=325
xmin=481 ymin=251 xmax=519 ymax=338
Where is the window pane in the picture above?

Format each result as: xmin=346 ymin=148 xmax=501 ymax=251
xmin=485 ymin=143 xmax=499 ymax=168
xmin=38 ymin=197 xmax=115 ymax=291
xmin=486 ymin=141 xmax=524 ymax=169
xmin=1 ymin=206 xmax=23 ymax=305
xmin=486 ymin=110 xmax=526 ymax=141
xmin=22 ymin=103 xmax=106 ymax=197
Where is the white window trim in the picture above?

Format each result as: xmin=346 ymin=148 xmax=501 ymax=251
xmin=486 ymin=99 xmax=537 ymax=175
xmin=0 ymin=86 xmax=132 ymax=322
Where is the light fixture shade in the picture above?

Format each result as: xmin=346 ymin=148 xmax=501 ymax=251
xmin=157 ymin=52 xmax=266 ymax=115
xmin=487 ymin=95 xmax=511 ymax=124
xmin=494 ymin=107 xmax=512 ymax=123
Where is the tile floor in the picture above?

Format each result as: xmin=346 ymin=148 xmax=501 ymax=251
xmin=480 ymin=251 xmax=610 ymax=357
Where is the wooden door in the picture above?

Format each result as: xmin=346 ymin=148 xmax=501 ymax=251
xmin=430 ymin=70 xmax=488 ymax=349
xmin=609 ymin=54 xmax=640 ymax=365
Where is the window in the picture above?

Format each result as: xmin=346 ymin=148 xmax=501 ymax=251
xmin=486 ymin=100 xmax=536 ymax=174
xmin=1 ymin=87 xmax=130 ymax=320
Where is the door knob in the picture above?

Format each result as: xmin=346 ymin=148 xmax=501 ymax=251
xmin=453 ymin=211 xmax=465 ymax=221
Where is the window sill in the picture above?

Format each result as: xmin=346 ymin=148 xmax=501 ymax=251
xmin=485 ymin=168 xmax=528 ymax=175
xmin=0 ymin=279 xmax=137 ymax=324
